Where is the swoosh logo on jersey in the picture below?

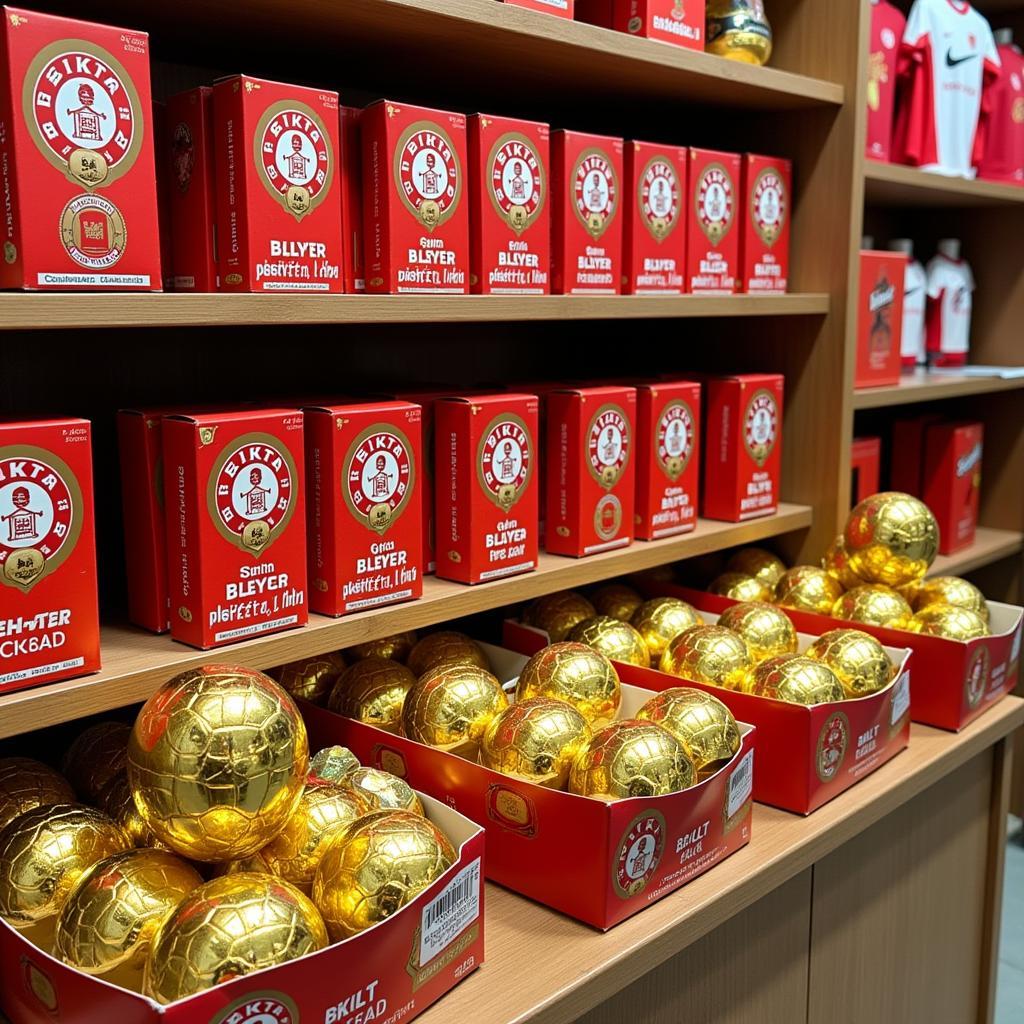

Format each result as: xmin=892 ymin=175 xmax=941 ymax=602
xmin=946 ymin=49 xmax=979 ymax=68
xmin=905 ymin=287 xmax=923 ymax=297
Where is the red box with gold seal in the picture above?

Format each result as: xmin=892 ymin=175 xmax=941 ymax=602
xmin=739 ymin=153 xmax=791 ymax=293
xmin=686 ymin=148 xmax=741 ymax=294
xmin=577 ymin=1 xmax=704 ymax=48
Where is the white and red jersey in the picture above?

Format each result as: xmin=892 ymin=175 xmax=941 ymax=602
xmin=901 ymin=259 xmax=928 ymax=365
xmin=978 ymin=42 xmax=1024 ymax=183
xmin=925 ymin=252 xmax=974 ymax=362
xmin=867 ymin=0 xmax=907 ymax=161
xmin=894 ymin=0 xmax=1000 ymax=178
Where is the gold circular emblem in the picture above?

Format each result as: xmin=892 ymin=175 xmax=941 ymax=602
xmin=59 ymin=194 xmax=127 ymax=270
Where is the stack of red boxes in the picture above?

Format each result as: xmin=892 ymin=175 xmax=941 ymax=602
xmin=576 ymin=2 xmax=705 ymax=49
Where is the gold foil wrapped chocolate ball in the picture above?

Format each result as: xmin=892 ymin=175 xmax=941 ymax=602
xmin=709 ymin=572 xmax=773 ymax=603
xmin=55 ymin=849 xmax=202 ymax=989
xmin=822 ymin=535 xmax=863 ymax=590
xmin=328 ymin=657 xmax=416 ymax=733
xmin=144 ymin=873 xmax=327 ymax=1003
xmin=591 ymin=582 xmax=644 ymax=623
xmin=0 ymin=757 xmax=74 ymax=831
xmin=312 ymin=810 xmax=455 ymax=940
xmin=407 ymin=631 xmax=490 ymax=678
xmin=63 ymin=721 xmax=130 ymax=804
xmin=636 ymin=688 xmax=740 ymax=775
xmin=832 ymin=585 xmax=913 ymax=630
xmin=569 ymin=615 xmax=650 ymax=668
xmin=844 ymin=492 xmax=939 ymax=588
xmin=726 ymin=547 xmax=787 ymax=589
xmin=127 ymin=664 xmax=309 ymax=862
xmin=806 ymin=628 xmax=894 ymax=698
xmin=706 ymin=0 xmax=773 ymax=65
xmin=775 ymin=566 xmax=844 ymax=615
xmin=260 ymin=783 xmax=368 ymax=891
xmin=211 ymin=848 xmax=277 ymax=878
xmin=0 ymin=804 xmax=131 ymax=931
xmin=348 ymin=629 xmax=418 ymax=663
xmin=660 ymin=625 xmax=752 ymax=690
xmin=271 ymin=651 xmax=346 ymax=705
xmin=909 ymin=604 xmax=990 ymax=640
xmin=401 ymin=664 xmax=509 ymax=759
xmin=569 ymin=721 xmax=695 ymax=800
xmin=308 ymin=745 xmax=361 ymax=786
xmin=345 ymin=767 xmax=423 ymax=815
xmin=717 ymin=601 xmax=798 ymax=663
xmin=631 ymin=597 xmax=702 ymax=663
xmin=98 ymin=774 xmax=159 ymax=849
xmin=746 ymin=655 xmax=845 ymax=704
xmin=515 ymin=642 xmax=621 ymax=729
xmin=913 ymin=576 xmax=989 ymax=622
xmin=481 ymin=697 xmax=593 ymax=789
xmin=523 ymin=590 xmax=597 ymax=642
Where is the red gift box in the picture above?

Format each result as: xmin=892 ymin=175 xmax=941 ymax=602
xmin=339 ymin=105 xmax=365 ymax=293
xmin=502 ymin=0 xmax=573 ymax=15
xmin=577 ymin=1 xmax=704 ymax=48
xmin=890 ymin=413 xmax=942 ymax=496
xmin=739 ymin=153 xmax=791 ymax=294
xmin=850 ymin=436 xmax=881 ymax=505
xmin=856 ymin=249 xmax=906 ymax=388
xmin=923 ymin=421 xmax=983 ymax=555
xmin=686 ymin=148 xmax=741 ymax=294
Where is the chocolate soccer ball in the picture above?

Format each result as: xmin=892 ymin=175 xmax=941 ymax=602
xmin=522 ymin=590 xmax=597 ymax=642
xmin=709 ymin=572 xmax=773 ymax=603
xmin=636 ymin=687 xmax=740 ymax=775
xmin=726 ymin=547 xmax=787 ymax=589
xmin=913 ymin=576 xmax=989 ymax=622
xmin=0 ymin=757 xmax=74 ymax=831
xmin=909 ymin=604 xmax=990 ymax=641
xmin=344 ymin=767 xmax=423 ymax=815
xmin=127 ymin=665 xmax=309 ymax=862
xmin=569 ymin=615 xmax=650 ymax=667
xmin=806 ymin=629 xmax=894 ymax=699
xmin=406 ymin=631 xmax=490 ymax=678
xmin=515 ymin=642 xmax=621 ymax=729
xmin=308 ymin=745 xmax=361 ymax=786
xmin=746 ymin=655 xmax=845 ymax=705
xmin=328 ymin=657 xmax=416 ymax=733
xmin=659 ymin=625 xmax=751 ymax=690
xmin=822 ymin=535 xmax=863 ymax=590
xmin=97 ymin=774 xmax=159 ymax=849
xmin=63 ymin=721 xmax=130 ymax=804
xmin=775 ymin=566 xmax=844 ymax=615
xmin=590 ymin=582 xmax=644 ymax=623
xmin=271 ymin=651 xmax=346 ymax=704
xmin=348 ymin=629 xmax=418 ymax=663
xmin=843 ymin=492 xmax=939 ymax=588
xmin=631 ymin=597 xmax=702 ymax=664
xmin=832 ymin=585 xmax=913 ymax=630
xmin=717 ymin=601 xmax=797 ymax=663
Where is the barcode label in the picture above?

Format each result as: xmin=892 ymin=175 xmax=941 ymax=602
xmin=891 ymin=672 xmax=911 ymax=725
xmin=727 ymin=750 xmax=754 ymax=819
xmin=419 ymin=858 xmax=481 ymax=965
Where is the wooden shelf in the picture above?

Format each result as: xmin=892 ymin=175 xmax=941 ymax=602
xmin=0 ymin=292 xmax=830 ymax=330
xmin=864 ymin=161 xmax=1024 ymax=207
xmin=853 ymin=368 xmax=1024 ymax=409
xmin=0 ymin=505 xmax=811 ymax=740
xmin=417 ymin=697 xmax=1024 ymax=1024
xmin=931 ymin=527 xmax=1024 ymax=577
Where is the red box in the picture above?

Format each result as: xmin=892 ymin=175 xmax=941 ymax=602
xmin=856 ymin=249 xmax=906 ymax=388
xmin=850 ymin=436 xmax=881 ymax=505
xmin=305 ymin=401 xmax=423 ymax=616
xmin=635 ymin=380 xmax=701 ymax=539
xmin=0 ymin=419 xmax=99 ymax=693
xmin=686 ymin=148 xmax=741 ymax=294
xmin=551 ymin=130 xmax=624 ymax=295
xmin=307 ymin=641 xmax=753 ymax=930
xmin=502 ymin=0 xmax=573 ymax=15
xmin=923 ymin=421 xmax=983 ymax=555
xmin=740 ymin=153 xmax=791 ymax=293
xmin=212 ymin=75 xmax=342 ymax=293
xmin=362 ymin=99 xmax=469 ymax=294
xmin=1 ymin=794 xmax=484 ymax=1024
xmin=890 ymin=414 xmax=941 ymax=495
xmin=577 ymin=1 xmax=704 ymax=48
xmin=546 ymin=386 xmax=637 ymax=556
xmin=701 ymin=373 xmax=783 ymax=522
xmin=659 ymin=584 xmax=1024 ymax=732
xmin=435 ymin=394 xmax=540 ymax=584
xmin=0 ymin=7 xmax=161 ymax=290
xmin=162 ymin=409 xmax=308 ymax=649
xmin=622 ymin=140 xmax=687 ymax=294
xmin=468 ymin=114 xmax=550 ymax=295
xmin=165 ymin=87 xmax=217 ymax=292
xmin=153 ymin=101 xmax=172 ymax=290
xmin=339 ymin=104 xmax=365 ymax=293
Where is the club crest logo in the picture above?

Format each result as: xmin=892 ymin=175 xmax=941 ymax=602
xmin=255 ymin=101 xmax=334 ymax=221
xmin=477 ymin=414 xmax=532 ymax=513
xmin=488 ymin=133 xmax=545 ymax=235
xmin=59 ymin=193 xmax=127 ymax=269
xmin=395 ymin=120 xmax=462 ymax=230
xmin=207 ymin=433 xmax=297 ymax=556
xmin=656 ymin=400 xmax=695 ymax=481
xmin=594 ymin=494 xmax=623 ymax=541
xmin=744 ymin=389 xmax=778 ymax=467
xmin=587 ymin=404 xmax=630 ymax=490
xmin=171 ymin=121 xmax=195 ymax=193
xmin=613 ymin=811 xmax=666 ymax=898
xmin=0 ymin=446 xmax=82 ymax=591
xmin=696 ymin=162 xmax=734 ymax=245
xmin=638 ymin=156 xmax=680 ymax=242
xmin=964 ymin=646 xmax=990 ymax=709
xmin=816 ymin=710 xmax=850 ymax=782
xmin=751 ymin=168 xmax=786 ymax=247
xmin=573 ymin=148 xmax=618 ymax=239
xmin=23 ymin=41 xmax=143 ymax=189
xmin=343 ymin=425 xmax=414 ymax=535
xmin=208 ymin=992 xmax=299 ymax=1024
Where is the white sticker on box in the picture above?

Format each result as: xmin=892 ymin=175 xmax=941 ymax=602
xmin=1011 ymin=627 xmax=1021 ymax=662
xmin=891 ymin=672 xmax=911 ymax=725
xmin=727 ymin=750 xmax=754 ymax=819
xmin=419 ymin=857 xmax=481 ymax=965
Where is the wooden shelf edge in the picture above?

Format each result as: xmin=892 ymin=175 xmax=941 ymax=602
xmin=863 ymin=161 xmax=1024 ymax=208
xmin=419 ymin=697 xmax=1024 ymax=1024
xmin=0 ymin=293 xmax=830 ymax=330
xmin=0 ymin=505 xmax=812 ymax=739
xmin=853 ymin=370 xmax=1024 ymax=409
xmin=931 ymin=528 xmax=1024 ymax=577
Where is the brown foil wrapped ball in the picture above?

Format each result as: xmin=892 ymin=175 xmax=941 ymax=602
xmin=636 ymin=687 xmax=740 ymax=775
xmin=270 ymin=651 xmax=346 ymax=705
xmin=630 ymin=597 xmax=702 ymax=664
xmin=515 ymin=642 xmax=621 ymax=729
xmin=345 ymin=767 xmax=423 ymax=815
xmin=568 ymin=615 xmax=650 ymax=667
xmin=908 ymin=604 xmax=990 ymax=641
xmin=717 ymin=601 xmax=798 ymax=663
xmin=407 ymin=631 xmax=490 ymax=678
xmin=659 ymin=625 xmax=752 ymax=691
xmin=806 ymin=628 xmax=894 ymax=698
xmin=590 ymin=582 xmax=644 ymax=623
xmin=0 ymin=758 xmax=74 ymax=832
xmin=569 ymin=721 xmax=695 ymax=800
xmin=843 ymin=491 xmax=939 ymax=587
xmin=348 ymin=630 xmax=419 ymax=663
xmin=822 ymin=535 xmax=863 ymax=590
xmin=726 ymin=547 xmax=787 ymax=589
xmin=775 ymin=566 xmax=845 ymax=615
xmin=913 ymin=577 xmax=989 ymax=622
xmin=307 ymin=745 xmax=361 ymax=786
xmin=328 ymin=657 xmax=416 ymax=734
xmin=63 ymin=721 xmax=130 ymax=804
xmin=709 ymin=572 xmax=773 ymax=603
xmin=746 ymin=655 xmax=845 ymax=705
xmin=832 ymin=585 xmax=913 ymax=630
xmin=522 ymin=590 xmax=597 ymax=642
